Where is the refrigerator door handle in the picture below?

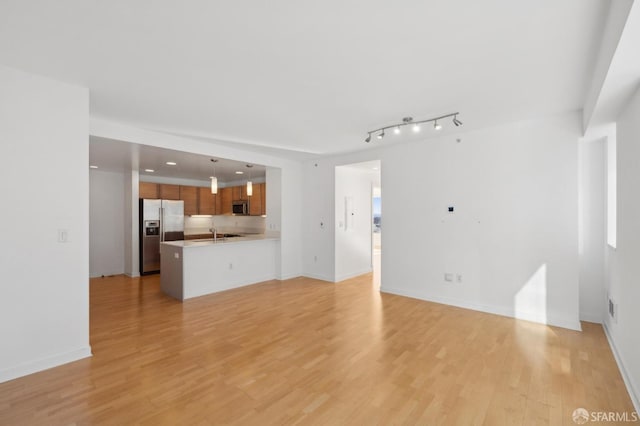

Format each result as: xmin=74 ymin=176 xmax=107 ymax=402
xmin=160 ymin=207 xmax=164 ymax=242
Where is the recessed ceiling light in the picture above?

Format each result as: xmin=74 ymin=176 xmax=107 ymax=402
xmin=372 ymin=167 xmax=379 ymax=170
xmin=145 ymin=169 xmax=155 ymax=173
xmin=235 ymin=171 xmax=244 ymax=175
xmin=166 ymin=161 xmax=177 ymax=166
xmin=89 ymin=165 xmax=98 ymax=169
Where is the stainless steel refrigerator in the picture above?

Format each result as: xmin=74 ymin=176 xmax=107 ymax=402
xmin=139 ymin=199 xmax=184 ymax=275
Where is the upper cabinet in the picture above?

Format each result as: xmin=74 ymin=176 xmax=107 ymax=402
xmin=138 ymin=182 xmax=265 ymax=216
xmin=232 ymin=186 xmax=249 ymax=201
xmin=249 ymin=183 xmax=265 ymax=216
xmin=220 ymin=187 xmax=233 ymax=215
xmin=180 ymin=186 xmax=198 ymax=216
xmin=159 ymin=184 xmax=180 ymax=200
xmin=139 ymin=182 xmax=159 ymax=199
xmin=198 ymin=187 xmax=217 ymax=215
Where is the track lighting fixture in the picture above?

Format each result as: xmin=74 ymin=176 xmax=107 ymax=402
xmin=365 ymin=112 xmax=462 ymax=143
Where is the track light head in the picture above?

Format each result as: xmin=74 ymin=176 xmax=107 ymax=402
xmin=412 ymin=123 xmax=420 ymax=133
xmin=365 ymin=134 xmax=371 ymax=143
xmin=377 ymin=129 xmax=385 ymax=139
xmin=453 ymin=115 xmax=463 ymax=127
xmin=434 ymin=121 xmax=442 ymax=131
xmin=394 ymin=126 xmax=401 ymax=135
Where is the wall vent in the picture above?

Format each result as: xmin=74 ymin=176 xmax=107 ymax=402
xmin=608 ymin=298 xmax=618 ymax=323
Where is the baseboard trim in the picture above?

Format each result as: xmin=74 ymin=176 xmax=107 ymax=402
xmin=380 ymin=286 xmax=582 ymax=331
xmin=301 ymin=272 xmax=335 ymax=283
xmin=90 ymin=271 xmax=126 ymax=279
xmin=603 ymin=322 xmax=640 ymax=413
xmin=278 ymin=273 xmax=302 ymax=281
xmin=580 ymin=311 xmax=603 ymax=324
xmin=335 ymin=267 xmax=373 ymax=283
xmin=0 ymin=346 xmax=92 ymax=384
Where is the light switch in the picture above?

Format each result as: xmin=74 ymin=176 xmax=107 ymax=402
xmin=58 ymin=229 xmax=68 ymax=243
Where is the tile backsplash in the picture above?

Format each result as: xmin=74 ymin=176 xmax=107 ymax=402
xmin=184 ymin=215 xmax=266 ymax=235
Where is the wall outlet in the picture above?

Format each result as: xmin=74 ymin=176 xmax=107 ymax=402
xmin=456 ymin=274 xmax=462 ymax=283
xmin=174 ymin=252 xmax=179 ymax=259
xmin=58 ymin=229 xmax=68 ymax=243
xmin=444 ymin=273 xmax=453 ymax=282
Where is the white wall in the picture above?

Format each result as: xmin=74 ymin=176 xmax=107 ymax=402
xmin=578 ymin=139 xmax=606 ymax=323
xmin=303 ymin=112 xmax=581 ymax=330
xmin=604 ymin=86 xmax=640 ymax=411
xmin=90 ymin=169 xmax=125 ymax=277
xmin=124 ymin=169 xmax=139 ymax=277
xmin=302 ymin=161 xmax=336 ymax=281
xmin=335 ymin=166 xmax=374 ymax=281
xmin=0 ymin=65 xmax=91 ymax=382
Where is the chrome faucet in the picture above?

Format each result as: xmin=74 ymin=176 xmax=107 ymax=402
xmin=209 ymin=227 xmax=217 ymax=242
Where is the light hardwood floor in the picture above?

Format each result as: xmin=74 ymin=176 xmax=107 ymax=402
xmin=0 ymin=273 xmax=636 ymax=425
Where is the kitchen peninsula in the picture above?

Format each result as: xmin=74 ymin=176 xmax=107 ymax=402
xmin=160 ymin=235 xmax=279 ymax=301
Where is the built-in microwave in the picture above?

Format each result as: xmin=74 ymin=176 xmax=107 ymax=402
xmin=232 ymin=200 xmax=248 ymax=215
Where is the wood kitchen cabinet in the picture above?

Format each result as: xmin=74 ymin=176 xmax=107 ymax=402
xmin=139 ymin=182 xmax=264 ymax=216
xmin=220 ymin=187 xmax=233 ymax=215
xmin=198 ymin=187 xmax=217 ymax=215
xmin=180 ymin=186 xmax=198 ymax=216
xmin=215 ymin=190 xmax=222 ymax=213
xmin=249 ymin=183 xmax=264 ymax=216
xmin=139 ymin=182 xmax=159 ymax=199
xmin=232 ymin=185 xmax=249 ymax=201
xmin=159 ymin=184 xmax=181 ymax=200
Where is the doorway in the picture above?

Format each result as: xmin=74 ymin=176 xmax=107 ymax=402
xmin=372 ymin=185 xmax=381 ymax=288
xmin=334 ymin=160 xmax=381 ymax=286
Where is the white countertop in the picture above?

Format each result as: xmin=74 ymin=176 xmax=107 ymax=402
xmin=162 ymin=234 xmax=279 ymax=248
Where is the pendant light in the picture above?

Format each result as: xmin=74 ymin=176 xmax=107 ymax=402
xmin=246 ymin=164 xmax=253 ymax=196
xmin=210 ymin=159 xmax=218 ymax=194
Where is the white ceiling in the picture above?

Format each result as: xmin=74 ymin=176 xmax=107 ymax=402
xmin=0 ymin=1 xmax=610 ymax=155
xmin=90 ymin=137 xmax=266 ymax=183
